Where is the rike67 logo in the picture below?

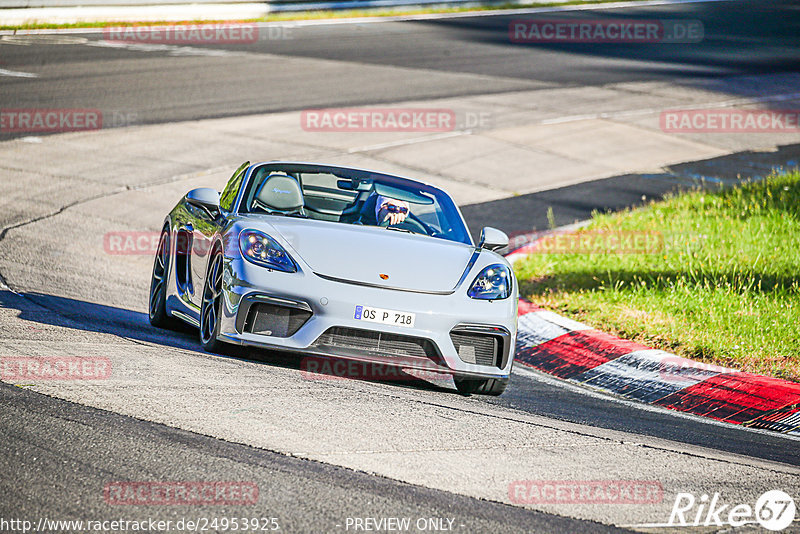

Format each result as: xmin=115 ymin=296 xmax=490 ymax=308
xmin=668 ymin=490 xmax=796 ymax=531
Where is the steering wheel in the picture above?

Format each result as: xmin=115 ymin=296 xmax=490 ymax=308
xmin=408 ymin=212 xmax=439 ymax=236
xmin=379 ymin=215 xmax=429 ymax=235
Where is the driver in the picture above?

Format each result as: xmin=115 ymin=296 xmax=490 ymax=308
xmin=375 ymin=195 xmax=410 ymax=226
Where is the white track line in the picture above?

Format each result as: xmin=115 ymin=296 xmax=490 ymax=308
xmin=0 ymin=68 xmax=38 ymax=78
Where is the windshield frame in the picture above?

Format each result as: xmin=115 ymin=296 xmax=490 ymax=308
xmin=235 ymin=162 xmax=474 ymax=246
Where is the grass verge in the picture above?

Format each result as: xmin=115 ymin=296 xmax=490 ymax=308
xmin=514 ymin=171 xmax=800 ymax=382
xmin=1 ymin=0 xmax=643 ymax=31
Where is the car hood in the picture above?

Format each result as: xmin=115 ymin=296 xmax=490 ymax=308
xmin=256 ymin=217 xmax=475 ymax=293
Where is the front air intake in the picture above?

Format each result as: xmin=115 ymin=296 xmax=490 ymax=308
xmin=242 ymin=303 xmax=311 ymax=338
xmin=450 ymin=331 xmax=502 ymax=368
xmin=311 ymin=327 xmax=439 ymax=361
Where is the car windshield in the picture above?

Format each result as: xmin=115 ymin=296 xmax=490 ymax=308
xmin=239 ymin=164 xmax=472 ymax=246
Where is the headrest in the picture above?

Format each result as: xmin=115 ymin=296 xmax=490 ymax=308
xmin=254 ymin=174 xmax=304 ymax=213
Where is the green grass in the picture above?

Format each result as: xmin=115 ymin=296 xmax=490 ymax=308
xmin=1 ymin=0 xmax=643 ymax=31
xmin=515 ymin=171 xmax=800 ymax=382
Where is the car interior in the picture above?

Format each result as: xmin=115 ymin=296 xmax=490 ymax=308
xmin=241 ymin=166 xmax=453 ymax=239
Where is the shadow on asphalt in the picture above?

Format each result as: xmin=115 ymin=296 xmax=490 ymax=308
xmin=0 ymin=290 xmax=454 ymax=395
xmin=419 ymin=1 xmax=800 ymax=87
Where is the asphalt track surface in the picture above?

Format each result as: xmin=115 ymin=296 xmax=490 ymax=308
xmin=1 ymin=1 xmax=799 ymax=131
xmin=2 ymin=0 xmax=800 ymax=531
xmin=0 ymin=382 xmax=620 ymax=533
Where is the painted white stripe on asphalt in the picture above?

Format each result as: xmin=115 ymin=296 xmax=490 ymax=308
xmin=1 ymin=35 xmax=87 ymax=45
xmin=0 ymin=68 xmax=38 ymax=78
xmin=517 ymin=311 xmax=577 ymax=347
xmin=780 ymin=411 xmax=800 ymax=427
xmin=533 ymin=309 xmax=592 ymax=332
xmin=85 ymin=40 xmax=250 ymax=57
xmin=573 ymin=349 xmax=718 ymax=400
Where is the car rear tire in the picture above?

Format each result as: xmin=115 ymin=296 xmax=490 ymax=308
xmin=149 ymin=227 xmax=181 ymax=330
xmin=454 ymin=377 xmax=508 ymax=396
xmin=200 ymin=249 xmax=228 ymax=353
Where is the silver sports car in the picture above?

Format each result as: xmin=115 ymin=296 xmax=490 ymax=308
xmin=149 ymin=162 xmax=517 ymax=395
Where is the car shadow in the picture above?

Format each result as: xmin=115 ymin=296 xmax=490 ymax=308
xmin=0 ymin=290 xmax=454 ymax=395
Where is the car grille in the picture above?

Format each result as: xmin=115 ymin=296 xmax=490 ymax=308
xmin=242 ymin=303 xmax=311 ymax=338
xmin=450 ymin=332 xmax=501 ymax=367
xmin=311 ymin=327 xmax=438 ymax=361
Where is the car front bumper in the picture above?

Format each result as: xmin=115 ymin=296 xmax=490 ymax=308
xmin=215 ymin=257 xmax=518 ymax=380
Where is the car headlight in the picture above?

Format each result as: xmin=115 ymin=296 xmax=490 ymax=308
xmin=467 ymin=264 xmax=511 ymax=300
xmin=238 ymin=229 xmax=296 ymax=273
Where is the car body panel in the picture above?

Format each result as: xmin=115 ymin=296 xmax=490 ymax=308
xmin=253 ymin=216 xmax=474 ymax=293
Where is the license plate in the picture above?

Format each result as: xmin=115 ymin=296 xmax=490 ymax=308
xmin=354 ymin=305 xmax=415 ymax=328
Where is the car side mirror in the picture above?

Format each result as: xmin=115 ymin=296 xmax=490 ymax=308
xmin=478 ymin=226 xmax=509 ymax=252
xmin=185 ymin=188 xmax=220 ymax=216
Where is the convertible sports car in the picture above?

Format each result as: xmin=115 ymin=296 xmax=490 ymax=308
xmin=149 ymin=162 xmax=517 ymax=395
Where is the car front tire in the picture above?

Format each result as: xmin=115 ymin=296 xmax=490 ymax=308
xmin=149 ymin=227 xmax=181 ymax=330
xmin=454 ymin=377 xmax=508 ymax=396
xmin=200 ymin=249 xmax=229 ymax=353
